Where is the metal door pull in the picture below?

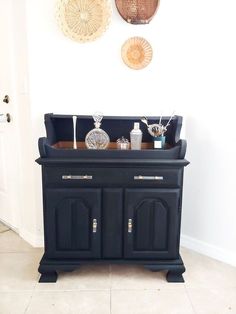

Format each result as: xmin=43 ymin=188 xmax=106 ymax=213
xmin=128 ymin=219 xmax=132 ymax=233
xmin=93 ymin=219 xmax=97 ymax=233
xmin=62 ymin=175 xmax=93 ymax=180
xmin=134 ymin=175 xmax=163 ymax=180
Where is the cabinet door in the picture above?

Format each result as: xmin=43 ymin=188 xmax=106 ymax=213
xmin=124 ymin=189 xmax=180 ymax=259
xmin=44 ymin=188 xmax=101 ymax=258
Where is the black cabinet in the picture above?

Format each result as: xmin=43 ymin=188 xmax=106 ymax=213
xmin=36 ymin=114 xmax=189 ymax=283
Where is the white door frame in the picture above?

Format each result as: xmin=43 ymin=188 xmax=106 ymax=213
xmin=0 ymin=0 xmax=38 ymax=247
xmin=0 ymin=0 xmax=21 ymax=231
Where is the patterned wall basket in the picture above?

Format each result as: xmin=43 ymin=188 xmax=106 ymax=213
xmin=115 ymin=0 xmax=159 ymax=24
xmin=121 ymin=37 xmax=153 ymax=70
xmin=56 ymin=0 xmax=111 ymax=43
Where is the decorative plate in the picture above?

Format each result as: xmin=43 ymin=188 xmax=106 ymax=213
xmin=121 ymin=37 xmax=153 ymax=70
xmin=56 ymin=0 xmax=111 ymax=43
xmin=115 ymin=0 xmax=159 ymax=24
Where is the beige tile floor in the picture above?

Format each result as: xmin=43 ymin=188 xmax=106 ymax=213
xmin=0 ymin=221 xmax=236 ymax=314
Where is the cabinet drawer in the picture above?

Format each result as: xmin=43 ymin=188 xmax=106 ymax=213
xmin=43 ymin=167 xmax=182 ymax=188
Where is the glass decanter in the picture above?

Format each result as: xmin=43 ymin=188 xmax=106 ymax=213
xmin=85 ymin=112 xmax=110 ymax=149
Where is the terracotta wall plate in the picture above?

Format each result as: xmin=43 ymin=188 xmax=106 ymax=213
xmin=56 ymin=0 xmax=111 ymax=42
xmin=121 ymin=37 xmax=153 ymax=70
xmin=115 ymin=0 xmax=159 ymax=24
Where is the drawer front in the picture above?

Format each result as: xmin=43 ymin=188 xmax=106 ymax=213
xmin=43 ymin=166 xmax=182 ymax=188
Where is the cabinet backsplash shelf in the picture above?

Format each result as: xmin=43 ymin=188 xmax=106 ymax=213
xmin=38 ymin=113 xmax=186 ymax=159
xmin=44 ymin=113 xmax=181 ymax=145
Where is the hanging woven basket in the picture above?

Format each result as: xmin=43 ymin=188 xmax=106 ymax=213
xmin=121 ymin=37 xmax=153 ymax=70
xmin=56 ymin=0 xmax=112 ymax=43
xmin=115 ymin=0 xmax=159 ymax=24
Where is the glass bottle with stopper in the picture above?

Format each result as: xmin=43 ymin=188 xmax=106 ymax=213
xmin=85 ymin=112 xmax=110 ymax=149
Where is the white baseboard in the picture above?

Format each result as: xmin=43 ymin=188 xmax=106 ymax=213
xmin=20 ymin=229 xmax=44 ymax=248
xmin=181 ymin=234 xmax=236 ymax=268
xmin=0 ymin=218 xmax=19 ymax=233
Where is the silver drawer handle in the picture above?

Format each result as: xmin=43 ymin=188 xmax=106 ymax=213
xmin=62 ymin=175 xmax=93 ymax=180
xmin=134 ymin=175 xmax=164 ymax=181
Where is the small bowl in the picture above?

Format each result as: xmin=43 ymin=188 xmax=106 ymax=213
xmin=116 ymin=137 xmax=130 ymax=150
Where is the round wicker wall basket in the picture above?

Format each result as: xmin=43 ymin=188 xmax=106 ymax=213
xmin=121 ymin=37 xmax=153 ymax=70
xmin=56 ymin=0 xmax=112 ymax=43
xmin=115 ymin=0 xmax=160 ymax=24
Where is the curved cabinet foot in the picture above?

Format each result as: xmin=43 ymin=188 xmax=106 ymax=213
xmin=144 ymin=259 xmax=186 ymax=283
xmin=38 ymin=256 xmax=79 ymax=283
xmin=39 ymin=271 xmax=58 ymax=283
xmin=166 ymin=267 xmax=185 ymax=283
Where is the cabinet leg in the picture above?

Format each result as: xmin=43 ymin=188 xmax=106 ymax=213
xmin=38 ymin=258 xmax=59 ymax=283
xmin=38 ymin=257 xmax=79 ymax=283
xmin=166 ymin=267 xmax=185 ymax=283
xmin=39 ymin=271 xmax=58 ymax=283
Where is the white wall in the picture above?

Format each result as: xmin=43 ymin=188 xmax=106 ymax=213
xmin=23 ymin=0 xmax=236 ymax=265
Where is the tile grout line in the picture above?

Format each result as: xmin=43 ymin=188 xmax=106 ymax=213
xmin=23 ymin=291 xmax=34 ymax=314
xmin=0 ymin=287 xmax=182 ymax=293
xmin=24 ymin=287 xmax=186 ymax=292
xmin=0 ymin=251 xmax=41 ymax=254
xmin=109 ymin=264 xmax=112 ymax=289
xmin=184 ymin=285 xmax=198 ymax=314
xmin=109 ymin=264 xmax=112 ymax=314
xmin=33 ymin=288 xmax=112 ymax=292
xmin=110 ymin=289 xmax=112 ymax=314
xmin=24 ymin=274 xmax=40 ymax=314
